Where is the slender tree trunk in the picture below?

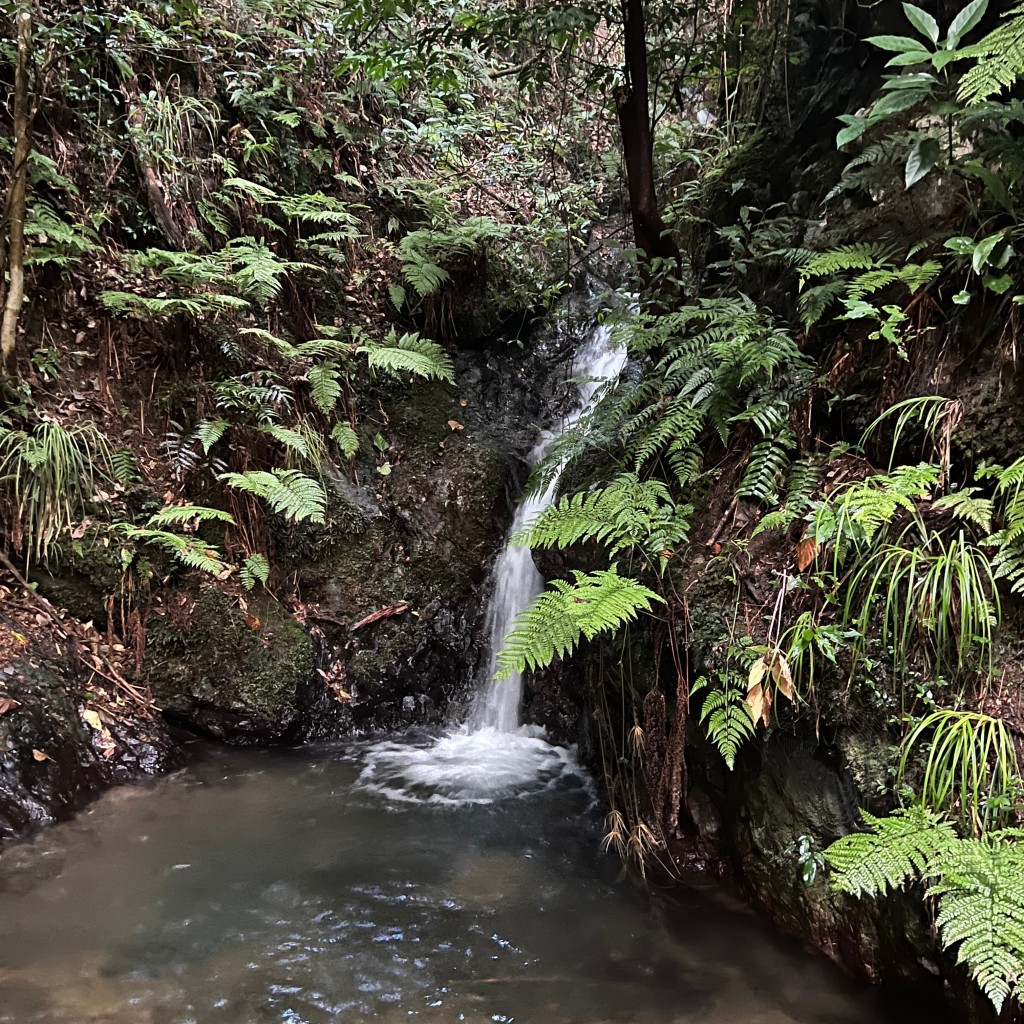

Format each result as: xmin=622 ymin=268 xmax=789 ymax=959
xmin=616 ymin=0 xmax=679 ymax=274
xmin=1 ymin=6 xmax=32 ymax=373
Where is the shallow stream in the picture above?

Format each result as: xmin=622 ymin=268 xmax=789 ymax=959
xmin=0 ymin=739 xmax=947 ymax=1024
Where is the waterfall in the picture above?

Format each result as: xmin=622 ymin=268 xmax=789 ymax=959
xmin=470 ymin=321 xmax=627 ymax=734
xmin=359 ymin=309 xmax=625 ymax=804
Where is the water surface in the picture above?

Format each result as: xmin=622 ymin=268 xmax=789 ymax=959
xmin=0 ymin=741 xmax=941 ymax=1023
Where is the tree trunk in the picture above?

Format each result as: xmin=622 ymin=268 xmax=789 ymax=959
xmin=616 ymin=0 xmax=680 ymax=274
xmin=1 ymin=6 xmax=33 ymax=373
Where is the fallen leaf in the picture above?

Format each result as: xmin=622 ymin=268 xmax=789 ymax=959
xmin=447 ymin=419 xmax=465 ymax=431
xmin=0 ymin=697 xmax=20 ymax=716
xmin=244 ymin=613 xmax=261 ymax=631
xmin=459 ymin=398 xmax=468 ymax=407
xmin=32 ymin=749 xmax=49 ymax=762
xmin=81 ymin=708 xmax=103 ymax=731
xmin=12 ymin=631 xmax=28 ymax=647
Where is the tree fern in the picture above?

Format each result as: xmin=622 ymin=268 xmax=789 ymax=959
xmin=496 ymin=567 xmax=663 ymax=677
xmin=220 ymin=469 xmax=327 ymax=523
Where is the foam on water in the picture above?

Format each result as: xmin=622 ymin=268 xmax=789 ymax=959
xmin=358 ymin=311 xmax=627 ymax=805
xmin=358 ymin=726 xmax=583 ymax=805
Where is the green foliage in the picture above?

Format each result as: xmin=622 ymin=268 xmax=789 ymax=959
xmin=693 ymin=672 xmax=756 ymax=770
xmin=842 ymin=530 xmax=998 ymax=675
xmin=359 ymin=330 xmax=455 ymax=383
xmin=826 ymin=807 xmax=1024 ymax=1012
xmin=958 ymin=4 xmax=1024 ymax=104
xmin=900 ymin=710 xmax=1020 ymax=832
xmin=240 ymin=553 xmax=271 ymax=590
xmin=513 ymin=473 xmax=691 ymax=569
xmin=826 ymin=806 xmax=957 ymax=896
xmin=496 ymin=568 xmax=663 ymax=677
xmin=0 ymin=420 xmax=115 ymax=563
xmin=978 ymin=457 xmax=1024 ymax=593
xmin=220 ymin=469 xmax=327 ymax=524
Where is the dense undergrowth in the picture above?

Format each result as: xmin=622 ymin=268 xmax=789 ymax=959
xmin=5 ymin=0 xmax=1024 ymax=1014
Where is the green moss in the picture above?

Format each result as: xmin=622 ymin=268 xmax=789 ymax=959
xmin=145 ymin=588 xmax=313 ymax=723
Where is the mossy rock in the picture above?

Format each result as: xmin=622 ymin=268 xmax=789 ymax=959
xmin=145 ymin=587 xmax=313 ymax=744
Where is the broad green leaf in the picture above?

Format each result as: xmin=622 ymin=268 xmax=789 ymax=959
xmin=871 ymin=87 xmax=930 ymax=117
xmin=983 ymin=272 xmax=1014 ymax=294
xmin=882 ymin=72 xmax=937 ymax=89
xmin=865 ymin=34 xmax=929 ymax=52
xmin=945 ymin=0 xmax=988 ymax=48
xmin=932 ymin=49 xmax=960 ymax=70
xmin=961 ymin=162 xmax=1013 ymax=213
xmin=886 ymin=50 xmax=931 ymax=66
xmin=972 ymin=232 xmax=1010 ymax=273
xmin=836 ymin=120 xmax=867 ymax=147
xmin=902 ymin=3 xmax=939 ymax=42
xmin=905 ymin=136 xmax=940 ymax=188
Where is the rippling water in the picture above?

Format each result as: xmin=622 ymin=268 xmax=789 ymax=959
xmin=0 ymin=741 xmax=945 ymax=1023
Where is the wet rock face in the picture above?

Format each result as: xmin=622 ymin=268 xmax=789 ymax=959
xmin=296 ymin=332 xmax=570 ymax=736
xmin=0 ymin=660 xmax=180 ymax=839
xmin=688 ymin=726 xmax=996 ymax=1022
xmin=144 ymin=588 xmax=314 ymax=744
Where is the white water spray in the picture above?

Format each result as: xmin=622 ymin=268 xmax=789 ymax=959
xmin=360 ymin=314 xmax=626 ymax=804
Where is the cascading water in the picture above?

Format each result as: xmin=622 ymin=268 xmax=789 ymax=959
xmin=471 ymin=321 xmax=627 ymax=733
xmin=360 ymin=312 xmax=627 ymax=803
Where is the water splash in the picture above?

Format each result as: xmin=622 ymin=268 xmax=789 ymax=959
xmin=360 ymin=314 xmax=626 ymax=804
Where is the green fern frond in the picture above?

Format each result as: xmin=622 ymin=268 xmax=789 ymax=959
xmin=825 ymin=806 xmax=957 ymax=896
xmin=958 ymin=5 xmax=1024 ymax=104
xmin=145 ymin=505 xmax=235 ymax=528
xmin=800 ymin=244 xmax=893 ymax=280
xmin=694 ymin=673 xmax=756 ymax=770
xmin=928 ymin=836 xmax=1024 ymax=1012
xmin=360 ymin=331 xmax=455 ymax=383
xmin=496 ymin=567 xmax=663 ymax=677
xmin=514 ymin=473 xmax=691 ymax=564
xmin=259 ymin=423 xmax=312 ymax=461
xmin=331 ymin=422 xmax=359 ymax=458
xmin=220 ymin=469 xmax=327 ymax=523
xmin=308 ymin=362 xmax=343 ymax=414
xmin=737 ymin=431 xmax=796 ymax=505
xmin=193 ymin=418 xmax=231 ymax=455
xmin=240 ymin=552 xmax=271 ymax=590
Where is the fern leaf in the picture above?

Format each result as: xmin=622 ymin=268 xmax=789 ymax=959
xmin=825 ymin=806 xmax=956 ymax=897
xmin=360 ymin=332 xmax=455 ymax=383
xmin=331 ymin=422 xmax=359 ymax=458
xmin=496 ymin=567 xmax=663 ymax=677
xmin=928 ymin=836 xmax=1024 ymax=1012
xmin=220 ymin=469 xmax=327 ymax=524
xmin=146 ymin=505 xmax=235 ymax=528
